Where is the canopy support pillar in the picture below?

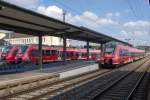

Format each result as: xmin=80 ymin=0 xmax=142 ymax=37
xmin=63 ymin=35 xmax=67 ymax=62
xmin=86 ymin=40 xmax=89 ymax=60
xmin=38 ymin=35 xmax=43 ymax=70
xmin=100 ymin=43 xmax=104 ymax=57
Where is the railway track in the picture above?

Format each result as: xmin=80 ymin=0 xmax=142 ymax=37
xmin=81 ymin=57 xmax=150 ymax=100
xmin=45 ymin=57 xmax=149 ymax=100
xmin=0 ymin=67 xmax=111 ymax=100
xmin=0 ymin=57 xmax=148 ymax=100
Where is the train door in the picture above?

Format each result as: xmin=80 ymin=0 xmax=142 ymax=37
xmin=82 ymin=52 xmax=87 ymax=59
xmin=29 ymin=49 xmax=39 ymax=62
xmin=119 ymin=49 xmax=128 ymax=64
xmin=51 ymin=50 xmax=58 ymax=61
xmin=69 ymin=51 xmax=73 ymax=60
xmin=89 ymin=52 xmax=92 ymax=59
xmin=75 ymin=52 xmax=79 ymax=60
xmin=124 ymin=50 xmax=129 ymax=63
xmin=65 ymin=52 xmax=69 ymax=60
xmin=9 ymin=47 xmax=18 ymax=62
xmin=119 ymin=49 xmax=124 ymax=64
xmin=78 ymin=52 xmax=82 ymax=59
xmin=58 ymin=50 xmax=62 ymax=61
xmin=42 ymin=50 xmax=51 ymax=62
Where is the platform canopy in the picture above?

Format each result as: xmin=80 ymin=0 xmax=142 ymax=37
xmin=0 ymin=0 xmax=130 ymax=45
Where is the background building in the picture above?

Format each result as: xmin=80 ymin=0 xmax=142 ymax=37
xmin=4 ymin=33 xmax=70 ymax=46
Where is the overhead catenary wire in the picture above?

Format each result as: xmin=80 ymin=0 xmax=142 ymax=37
xmin=53 ymin=0 xmax=148 ymax=46
xmin=123 ymin=0 xmax=148 ymax=46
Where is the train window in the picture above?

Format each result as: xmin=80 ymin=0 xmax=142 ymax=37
xmin=127 ymin=52 xmax=131 ymax=56
xmin=51 ymin=50 xmax=57 ymax=55
xmin=70 ymin=52 xmax=74 ymax=56
xmin=48 ymin=50 xmax=51 ymax=55
xmin=92 ymin=53 xmax=95 ymax=56
xmin=75 ymin=52 xmax=79 ymax=56
xmin=2 ymin=46 xmax=12 ymax=53
xmin=82 ymin=53 xmax=85 ymax=56
xmin=83 ymin=53 xmax=87 ymax=56
xmin=120 ymin=49 xmax=128 ymax=56
xmin=43 ymin=50 xmax=51 ymax=55
xmin=59 ymin=51 xmax=62 ymax=56
xmin=30 ymin=50 xmax=39 ymax=56
xmin=96 ymin=54 xmax=100 ymax=58
xmin=78 ymin=52 xmax=82 ymax=56
xmin=18 ymin=46 xmax=28 ymax=54
xmin=124 ymin=50 xmax=128 ymax=56
xmin=105 ymin=48 xmax=115 ymax=53
xmin=66 ymin=52 xmax=70 ymax=56
xmin=73 ymin=52 xmax=77 ymax=56
xmin=119 ymin=50 xmax=122 ymax=56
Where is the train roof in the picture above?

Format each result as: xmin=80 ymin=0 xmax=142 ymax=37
xmin=117 ymin=44 xmax=145 ymax=52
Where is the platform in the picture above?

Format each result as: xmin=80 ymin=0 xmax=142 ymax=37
xmin=0 ymin=60 xmax=98 ymax=82
xmin=59 ymin=64 xmax=99 ymax=78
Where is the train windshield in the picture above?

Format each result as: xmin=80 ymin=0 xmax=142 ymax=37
xmin=104 ymin=43 xmax=116 ymax=53
xmin=2 ymin=46 xmax=12 ymax=53
xmin=105 ymin=48 xmax=115 ymax=53
xmin=18 ymin=45 xmax=28 ymax=54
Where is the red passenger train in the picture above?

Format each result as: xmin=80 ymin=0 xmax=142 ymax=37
xmin=14 ymin=45 xmax=100 ymax=63
xmin=99 ymin=43 xmax=145 ymax=68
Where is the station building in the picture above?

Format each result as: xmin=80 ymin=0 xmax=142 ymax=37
xmin=4 ymin=33 xmax=70 ymax=46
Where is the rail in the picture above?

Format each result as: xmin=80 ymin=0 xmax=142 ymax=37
xmin=89 ymin=57 xmax=150 ymax=100
xmin=0 ymin=68 xmax=110 ymax=99
xmin=51 ymin=57 xmax=150 ymax=100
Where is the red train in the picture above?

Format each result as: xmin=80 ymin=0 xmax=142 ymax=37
xmin=12 ymin=45 xmax=101 ymax=63
xmin=1 ymin=45 xmax=19 ymax=63
xmin=99 ymin=43 xmax=145 ymax=68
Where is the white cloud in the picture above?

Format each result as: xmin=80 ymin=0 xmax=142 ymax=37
xmin=123 ymin=20 xmax=150 ymax=29
xmin=37 ymin=6 xmax=118 ymax=29
xmin=97 ymin=18 xmax=118 ymax=25
xmin=112 ymin=30 xmax=150 ymax=46
xmin=82 ymin=11 xmax=99 ymax=21
xmin=4 ymin=0 xmax=40 ymax=9
xmin=37 ymin=6 xmax=63 ymax=20
xmin=106 ymin=12 xmax=120 ymax=17
xmin=81 ymin=11 xmax=118 ymax=25
xmin=106 ymin=13 xmax=113 ymax=17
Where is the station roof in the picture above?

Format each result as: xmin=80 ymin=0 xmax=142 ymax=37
xmin=0 ymin=0 xmax=130 ymax=45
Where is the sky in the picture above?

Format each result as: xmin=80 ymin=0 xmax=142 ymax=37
xmin=3 ymin=0 xmax=150 ymax=46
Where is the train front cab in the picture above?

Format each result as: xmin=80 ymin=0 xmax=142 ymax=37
xmin=1 ymin=45 xmax=20 ymax=63
xmin=99 ymin=44 xmax=117 ymax=68
xmin=100 ymin=54 xmax=121 ymax=68
xmin=5 ymin=46 xmax=19 ymax=63
xmin=99 ymin=45 xmax=130 ymax=68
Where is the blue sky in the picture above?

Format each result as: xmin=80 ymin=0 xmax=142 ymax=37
xmin=4 ymin=0 xmax=150 ymax=46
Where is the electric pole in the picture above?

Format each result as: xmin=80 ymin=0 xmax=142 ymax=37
xmin=62 ymin=10 xmax=66 ymax=22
